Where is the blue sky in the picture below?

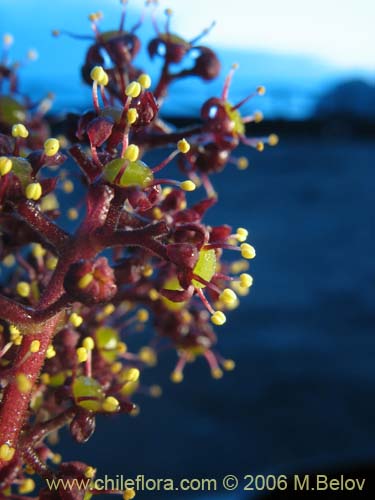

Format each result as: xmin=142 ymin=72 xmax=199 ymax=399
xmin=1 ymin=0 xmax=374 ymax=70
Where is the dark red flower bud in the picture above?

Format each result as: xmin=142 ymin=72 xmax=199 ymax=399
xmin=210 ymin=224 xmax=232 ymax=242
xmin=188 ymin=46 xmax=221 ymax=81
xmin=64 ymin=257 xmax=117 ymax=304
xmin=70 ymin=410 xmax=96 ymax=443
xmin=167 ymin=243 xmax=198 ymax=269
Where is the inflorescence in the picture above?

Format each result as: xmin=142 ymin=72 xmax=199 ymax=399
xmin=0 ymin=3 xmax=277 ymax=498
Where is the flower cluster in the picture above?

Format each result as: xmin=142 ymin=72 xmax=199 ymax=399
xmin=0 ymin=3 xmax=276 ymax=499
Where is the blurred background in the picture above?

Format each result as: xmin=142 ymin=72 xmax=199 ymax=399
xmin=1 ymin=0 xmax=374 ymax=498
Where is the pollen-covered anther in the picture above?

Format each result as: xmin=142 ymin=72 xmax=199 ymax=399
xmin=44 ymin=138 xmax=60 ymax=157
xmin=136 ymin=309 xmax=149 ymax=323
xmin=25 ymin=182 xmax=43 ymax=201
xmin=67 ymin=208 xmax=79 ymax=220
xmin=78 ymin=273 xmax=94 ymax=289
xmin=90 ymin=66 xmax=108 ymax=86
xmin=30 ymin=340 xmax=40 ymax=353
xmin=123 ymin=367 xmax=140 ymax=383
xmin=27 ymin=49 xmax=38 ymax=61
xmin=219 ymin=288 xmax=237 ymax=306
xmin=138 ymin=73 xmax=152 ymax=89
xmin=239 ymin=273 xmax=253 ymax=288
xmin=257 ymin=85 xmax=266 ymax=95
xmin=254 ymin=111 xmax=264 ymax=123
xmin=16 ymin=281 xmax=31 ymax=298
xmin=240 ymin=243 xmax=256 ymax=260
xmin=16 ymin=373 xmax=32 ymax=393
xmin=76 ymin=347 xmax=88 ymax=363
xmin=125 ymin=81 xmax=142 ymax=99
xmin=3 ymin=33 xmax=14 ymax=46
xmin=84 ymin=467 xmax=96 ymax=479
xmin=102 ymin=396 xmax=120 ymax=413
xmin=123 ymin=488 xmax=136 ymax=500
xmin=170 ymin=370 xmax=183 ymax=383
xmin=70 ymin=313 xmax=83 ymax=328
xmin=46 ymin=256 xmax=58 ymax=270
xmin=83 ymin=337 xmax=95 ymax=351
xmin=223 ymin=359 xmax=236 ymax=371
xmin=12 ymin=123 xmax=29 ymax=138
xmin=180 ymin=180 xmax=196 ymax=192
xmin=177 ymin=139 xmax=190 ymax=154
xmin=211 ymin=311 xmax=227 ymax=326
xmin=139 ymin=346 xmax=157 ymax=366
xmin=123 ymin=144 xmax=140 ymax=162
xmin=32 ymin=243 xmax=46 ymax=258
xmin=268 ymin=134 xmax=279 ymax=146
xmin=236 ymin=227 xmax=248 ymax=242
xmin=0 ymin=157 xmax=12 ymax=176
xmin=46 ymin=345 xmax=56 ymax=359
xmin=127 ymin=108 xmax=138 ymax=125
xmin=211 ymin=368 xmax=223 ymax=379
xmin=256 ymin=141 xmax=264 ymax=152
xmin=237 ymin=157 xmax=249 ymax=170
xmin=18 ymin=478 xmax=36 ymax=494
xmin=0 ymin=443 xmax=15 ymax=461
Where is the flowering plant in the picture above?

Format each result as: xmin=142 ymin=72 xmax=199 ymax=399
xmin=0 ymin=3 xmax=276 ymax=498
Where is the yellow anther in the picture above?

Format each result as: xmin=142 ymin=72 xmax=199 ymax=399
xmin=102 ymin=396 xmax=120 ymax=412
xmin=180 ymin=180 xmax=196 ymax=192
xmin=44 ymin=138 xmax=60 ymax=157
xmin=170 ymin=371 xmax=183 ymax=383
xmin=165 ymin=7 xmax=173 ymax=15
xmin=51 ymin=453 xmax=62 ymax=464
xmin=3 ymin=254 xmax=15 ymax=267
xmin=211 ymin=368 xmax=223 ymax=379
xmin=9 ymin=325 xmax=20 ymax=336
xmin=125 ymin=81 xmax=142 ymax=98
xmin=237 ymin=157 xmax=249 ymax=170
xmin=18 ymin=478 xmax=35 ymax=494
xmin=127 ymin=108 xmax=138 ymax=125
xmin=236 ymin=227 xmax=248 ymax=242
xmin=40 ymin=373 xmax=51 ymax=384
xmin=240 ymin=273 xmax=253 ymax=288
xmin=111 ymin=362 xmax=123 ymax=374
xmin=100 ymin=72 xmax=109 ymax=86
xmin=152 ymin=207 xmax=162 ymax=220
xmin=240 ymin=243 xmax=256 ymax=259
xmin=84 ymin=466 xmax=96 ymax=479
xmin=46 ymin=345 xmax=56 ymax=359
xmin=223 ymin=359 xmax=236 ymax=371
xmin=138 ymin=73 xmax=152 ymax=89
xmin=32 ymin=243 xmax=46 ymax=258
xmin=83 ymin=337 xmax=95 ymax=351
xmin=76 ymin=347 xmax=88 ymax=363
xmin=40 ymin=193 xmax=59 ymax=212
xmin=256 ymin=141 xmax=264 ymax=152
xmin=13 ymin=335 xmax=23 ymax=346
xmin=254 ymin=111 xmax=264 ymax=123
xmin=90 ymin=66 xmax=108 ymax=85
xmin=268 ymin=134 xmax=279 ymax=146
xmin=148 ymin=289 xmax=159 ymax=301
xmin=177 ymin=138 xmax=190 ymax=154
xmin=46 ymin=256 xmax=58 ymax=270
xmin=12 ymin=123 xmax=29 ymax=138
xmin=103 ymin=303 xmax=115 ymax=316
xmin=25 ymin=182 xmax=42 ymax=201
xmin=0 ymin=444 xmax=15 ymax=461
xmin=142 ymin=265 xmax=153 ymax=277
xmin=123 ymin=144 xmax=139 ymax=162
xmin=16 ymin=281 xmax=31 ymax=298
xmin=232 ymin=62 xmax=239 ymax=70
xmin=136 ymin=308 xmax=149 ymax=323
xmin=117 ymin=341 xmax=127 ymax=354
xmin=3 ymin=34 xmax=14 ymax=46
xmin=123 ymin=488 xmax=136 ymax=500
xmin=30 ymin=340 xmax=40 ymax=353
xmin=139 ymin=346 xmax=157 ymax=366
xmin=67 ymin=208 xmax=79 ymax=220
xmin=16 ymin=373 xmax=32 ymax=393
xmin=124 ymin=367 xmax=140 ymax=383
xmin=78 ymin=273 xmax=94 ymax=289
xmin=62 ymin=179 xmax=74 ymax=193
xmin=0 ymin=157 xmax=12 ymax=176
xmin=219 ymin=288 xmax=237 ymax=305
xmin=257 ymin=85 xmax=266 ymax=95
xmin=150 ymin=385 xmax=162 ymax=398
xmin=70 ymin=313 xmax=83 ymax=328
xmin=211 ymin=311 xmax=226 ymax=326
